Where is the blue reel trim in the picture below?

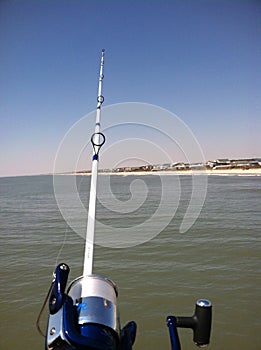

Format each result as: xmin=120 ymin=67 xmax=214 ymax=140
xmin=63 ymin=296 xmax=119 ymax=350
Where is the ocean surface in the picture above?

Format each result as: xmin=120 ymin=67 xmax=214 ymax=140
xmin=0 ymin=174 xmax=260 ymax=350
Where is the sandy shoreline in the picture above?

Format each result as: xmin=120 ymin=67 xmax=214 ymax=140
xmin=72 ymin=168 xmax=261 ymax=176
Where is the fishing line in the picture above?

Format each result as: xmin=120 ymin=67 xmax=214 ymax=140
xmin=54 ymin=226 xmax=69 ymax=269
xmin=36 ymin=277 xmax=55 ymax=337
xmin=36 ymin=227 xmax=68 ymax=337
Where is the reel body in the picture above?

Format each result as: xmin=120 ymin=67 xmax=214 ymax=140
xmin=46 ymin=264 xmax=136 ymax=350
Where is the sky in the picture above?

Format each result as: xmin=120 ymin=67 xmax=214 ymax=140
xmin=0 ymin=0 xmax=260 ymax=176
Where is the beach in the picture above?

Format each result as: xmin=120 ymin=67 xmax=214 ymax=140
xmin=75 ymin=168 xmax=261 ymax=176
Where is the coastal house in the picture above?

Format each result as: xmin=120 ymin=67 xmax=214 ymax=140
xmin=212 ymin=159 xmax=232 ymax=170
xmin=206 ymin=161 xmax=215 ymax=168
xmin=189 ymin=162 xmax=205 ymax=170
xmin=215 ymin=159 xmax=231 ymax=165
xmin=249 ymin=159 xmax=261 ymax=167
xmin=152 ymin=164 xmax=170 ymax=171
xmin=172 ymin=162 xmax=190 ymax=170
xmin=231 ymin=158 xmax=261 ymax=169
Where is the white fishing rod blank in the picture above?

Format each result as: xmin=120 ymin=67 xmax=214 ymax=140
xmin=83 ymin=49 xmax=106 ymax=279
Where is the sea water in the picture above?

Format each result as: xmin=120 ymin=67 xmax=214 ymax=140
xmin=0 ymin=174 xmax=260 ymax=349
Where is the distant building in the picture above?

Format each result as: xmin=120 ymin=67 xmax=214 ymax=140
xmin=106 ymin=157 xmax=261 ymax=173
xmin=189 ymin=162 xmax=205 ymax=170
xmin=215 ymin=159 xmax=231 ymax=165
xmin=206 ymin=161 xmax=215 ymax=168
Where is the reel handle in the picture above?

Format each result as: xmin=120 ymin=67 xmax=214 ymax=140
xmin=167 ymin=299 xmax=212 ymax=349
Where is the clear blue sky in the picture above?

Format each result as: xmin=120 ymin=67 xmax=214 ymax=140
xmin=1 ymin=0 xmax=260 ymax=176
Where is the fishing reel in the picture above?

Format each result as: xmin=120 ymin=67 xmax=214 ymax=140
xmin=166 ymin=299 xmax=212 ymax=350
xmin=45 ymin=263 xmax=136 ymax=350
xmin=43 ymin=264 xmax=212 ymax=350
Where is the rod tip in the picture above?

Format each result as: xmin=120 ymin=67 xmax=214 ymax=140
xmin=102 ymin=48 xmax=105 ymax=53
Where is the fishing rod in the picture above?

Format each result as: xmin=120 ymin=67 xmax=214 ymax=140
xmin=83 ymin=48 xmax=106 ymax=279
xmin=38 ymin=50 xmax=212 ymax=350
xmin=40 ymin=49 xmax=136 ymax=350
